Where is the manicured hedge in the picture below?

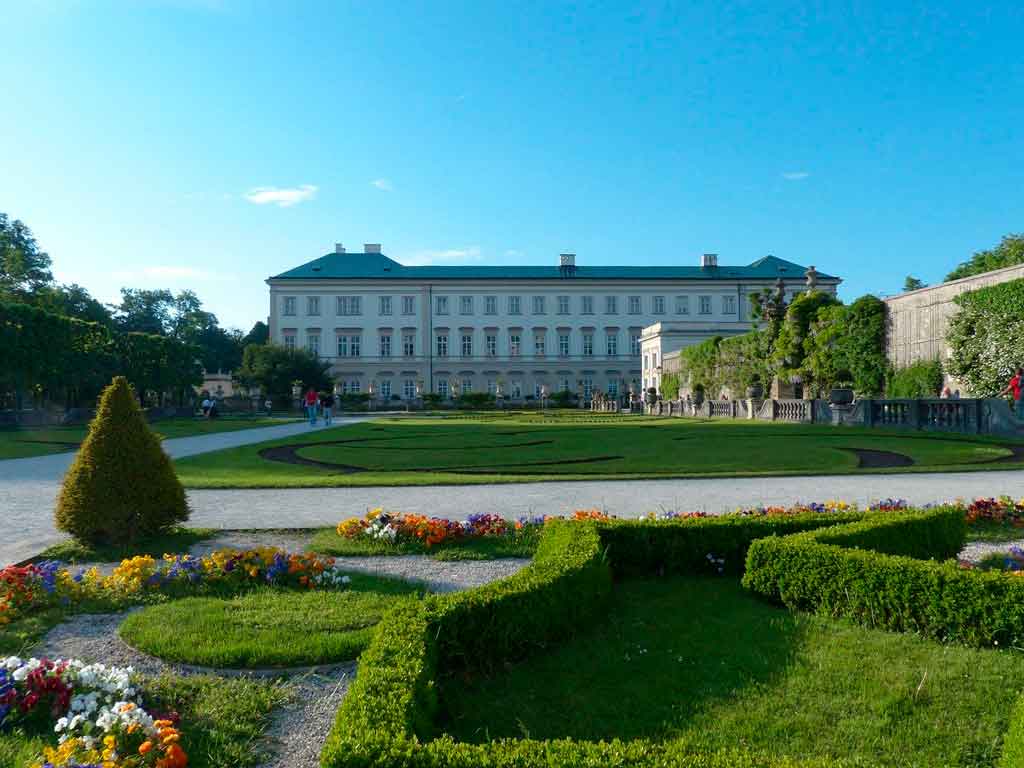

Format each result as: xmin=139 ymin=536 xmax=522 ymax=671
xmin=598 ymin=511 xmax=865 ymax=579
xmin=742 ymin=506 xmax=1024 ymax=646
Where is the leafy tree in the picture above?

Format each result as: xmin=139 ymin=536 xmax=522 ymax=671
xmin=903 ymin=276 xmax=926 ymax=292
xmin=111 ymin=288 xmax=175 ymax=335
xmin=0 ymin=213 xmax=53 ymax=299
xmin=31 ymin=283 xmax=113 ymax=325
xmin=237 ymin=344 xmax=332 ymax=405
xmin=887 ymin=361 xmax=944 ymax=398
xmin=946 ymin=277 xmax=1024 ymax=396
xmin=55 ymin=376 xmax=190 ymax=546
xmin=243 ymin=321 xmax=269 ymax=346
xmin=946 ymin=233 xmax=1024 ymax=282
xmin=770 ymin=291 xmax=841 ymax=378
xmin=834 ymin=295 xmax=888 ymax=396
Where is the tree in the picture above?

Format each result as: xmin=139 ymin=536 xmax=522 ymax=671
xmin=903 ymin=276 xmax=926 ymax=292
xmin=31 ymin=283 xmax=113 ymax=325
xmin=111 ymin=288 xmax=175 ymax=335
xmin=946 ymin=233 xmax=1024 ymax=282
xmin=0 ymin=213 xmax=54 ymax=300
xmin=237 ymin=344 xmax=332 ymax=404
xmin=55 ymin=377 xmax=190 ymax=546
xmin=243 ymin=321 xmax=269 ymax=347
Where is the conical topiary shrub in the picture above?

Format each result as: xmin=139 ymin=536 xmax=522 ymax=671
xmin=55 ymin=376 xmax=190 ymax=546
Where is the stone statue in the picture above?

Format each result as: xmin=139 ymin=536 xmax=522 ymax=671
xmin=805 ymin=265 xmax=819 ymax=291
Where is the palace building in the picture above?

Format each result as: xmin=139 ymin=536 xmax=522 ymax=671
xmin=266 ymin=244 xmax=840 ymax=401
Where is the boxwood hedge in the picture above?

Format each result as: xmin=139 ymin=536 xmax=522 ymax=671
xmin=321 ymin=509 xmax=1024 ymax=768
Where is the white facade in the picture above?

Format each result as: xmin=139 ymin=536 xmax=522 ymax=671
xmin=267 ymin=245 xmax=840 ymax=401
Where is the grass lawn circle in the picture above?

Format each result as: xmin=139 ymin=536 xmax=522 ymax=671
xmin=118 ymin=574 xmax=422 ymax=669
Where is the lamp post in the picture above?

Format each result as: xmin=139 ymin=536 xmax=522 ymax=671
xmin=415 ymin=378 xmax=424 ymax=410
xmin=367 ymin=380 xmax=376 ymax=412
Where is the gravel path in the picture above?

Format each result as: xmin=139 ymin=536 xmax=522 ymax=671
xmin=959 ymin=538 xmax=1024 ymax=563
xmin=31 ymin=554 xmax=524 ymax=768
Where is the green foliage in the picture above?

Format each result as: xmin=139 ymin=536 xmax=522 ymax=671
xmin=1003 ymin=695 xmax=1024 ymax=768
xmin=236 ymin=343 xmax=332 ymax=404
xmin=457 ymin=392 xmax=494 ymax=408
xmin=946 ymin=232 xmax=1024 ymax=282
xmin=659 ymin=371 xmax=680 ymax=397
xmin=771 ymin=291 xmax=842 ymax=378
xmin=946 ymin=277 xmax=1024 ymax=396
xmin=55 ymin=377 xmax=190 ymax=546
xmin=887 ymin=360 xmax=944 ymax=398
xmin=0 ymin=213 xmax=53 ymax=299
xmin=716 ymin=330 xmax=772 ymax=395
xmin=903 ymin=275 xmax=926 ymax=292
xmin=836 ymin=295 xmax=888 ymax=396
xmin=597 ymin=511 xmax=865 ymax=579
xmin=741 ymin=507 xmax=1024 ymax=647
xmin=549 ymin=389 xmax=573 ymax=407
xmin=678 ymin=336 xmax=723 ymax=394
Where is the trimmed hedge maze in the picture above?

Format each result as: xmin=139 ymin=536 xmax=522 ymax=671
xmin=318 ymin=507 xmax=1024 ymax=768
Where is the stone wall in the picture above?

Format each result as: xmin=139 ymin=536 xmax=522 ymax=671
xmin=884 ymin=264 xmax=1024 ymax=384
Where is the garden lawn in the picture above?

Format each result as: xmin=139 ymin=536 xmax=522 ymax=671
xmin=0 ymin=416 xmax=294 ymax=460
xmin=439 ymin=576 xmax=1024 ymax=767
xmin=119 ymin=574 xmax=423 ymax=668
xmin=0 ymin=673 xmax=284 ymax=768
xmin=174 ymin=414 xmax=1024 ymax=488
xmin=308 ymin=525 xmax=541 ymax=560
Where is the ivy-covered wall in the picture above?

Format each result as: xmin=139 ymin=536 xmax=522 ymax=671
xmin=946 ymin=278 xmax=1024 ymax=396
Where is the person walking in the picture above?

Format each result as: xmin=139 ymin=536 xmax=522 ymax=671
xmin=320 ymin=390 xmax=335 ymax=426
xmin=304 ymin=387 xmax=319 ymax=425
xmin=1000 ymin=367 xmax=1024 ymax=420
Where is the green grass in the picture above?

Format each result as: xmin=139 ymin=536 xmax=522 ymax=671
xmin=34 ymin=526 xmax=217 ymax=563
xmin=967 ymin=521 xmax=1024 ymax=543
xmin=119 ymin=575 xmax=423 ymax=668
xmin=0 ymin=673 xmax=284 ymax=768
xmin=0 ymin=416 xmax=294 ymax=460
xmin=439 ymin=576 xmax=1024 ymax=767
xmin=308 ymin=526 xmax=541 ymax=560
xmin=174 ymin=415 xmax=1024 ymax=488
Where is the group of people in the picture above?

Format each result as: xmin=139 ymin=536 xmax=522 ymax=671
xmin=304 ymin=388 xmax=336 ymax=426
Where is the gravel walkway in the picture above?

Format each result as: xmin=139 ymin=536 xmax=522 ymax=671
xmin=959 ymin=538 xmax=1024 ymax=563
xmin=31 ymin=554 xmax=525 ymax=768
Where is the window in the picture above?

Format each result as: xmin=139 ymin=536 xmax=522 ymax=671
xmin=380 ymin=380 xmax=392 ymax=399
xmin=380 ymin=334 xmax=392 ymax=358
xmin=582 ymin=333 xmax=594 ymax=357
xmin=307 ymin=297 xmax=320 ymax=316
xmin=608 ymin=381 xmax=619 ymax=397
xmin=508 ymin=296 xmax=521 ymax=315
xmin=306 ymin=333 xmax=320 ymax=355
xmin=559 ymin=377 xmax=570 ymax=392
xmin=628 ymin=296 xmax=641 ymax=314
xmin=643 ymin=354 xmax=649 ymax=372
xmin=336 ymin=296 xmax=361 ymax=316
xmin=436 ymin=379 xmax=449 ymax=397
xmin=534 ymin=334 xmax=545 ymax=356
xmin=606 ymin=333 xmax=618 ymax=357
xmin=461 ymin=334 xmax=473 ymax=357
xmin=487 ymin=380 xmax=497 ymax=395
xmin=484 ymin=296 xmax=497 ymax=315
xmin=653 ymin=296 xmax=665 ymax=314
xmin=509 ymin=333 xmax=521 ymax=356
xmin=630 ymin=333 xmax=641 ymax=356
xmin=699 ymin=295 xmax=712 ymax=315
xmin=511 ymin=381 xmax=522 ymax=399
xmin=379 ymin=296 xmax=392 ymax=315
xmin=534 ymin=383 xmax=543 ymax=399
xmin=461 ymin=378 xmax=473 ymax=394
xmin=582 ymin=296 xmax=594 ymax=314
xmin=435 ymin=296 xmax=449 ymax=315
xmin=486 ymin=334 xmax=497 ymax=356
xmin=532 ymin=296 xmax=545 ymax=314
xmin=557 ymin=295 xmax=570 ymax=315
xmin=283 ymin=296 xmax=296 ymax=316
xmin=653 ymin=351 xmax=659 ymax=368
xmin=675 ymin=296 xmax=689 ymax=315
xmin=460 ymin=296 xmax=474 ymax=315
xmin=403 ymin=379 xmax=416 ymax=399
xmin=403 ymin=334 xmax=415 ymax=357
xmin=283 ymin=333 xmax=296 ymax=350
xmin=558 ymin=333 xmax=570 ymax=357
xmin=722 ymin=295 xmax=737 ymax=314
xmin=605 ymin=296 xmax=618 ymax=314
xmin=402 ymin=296 xmax=416 ymax=315
xmin=350 ymin=380 xmax=362 ymax=394
xmin=582 ymin=377 xmax=593 ymax=399
xmin=336 ymin=334 xmax=360 ymax=357
xmin=436 ymin=334 xmax=448 ymax=357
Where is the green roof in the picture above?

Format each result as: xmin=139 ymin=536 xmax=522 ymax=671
xmin=270 ymin=253 xmax=838 ymax=282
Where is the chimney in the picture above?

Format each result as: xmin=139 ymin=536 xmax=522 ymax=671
xmin=364 ymin=243 xmax=382 ymax=254
xmin=559 ymin=253 xmax=575 ymax=267
xmin=335 ymin=243 xmax=345 ymax=254
xmin=701 ymin=253 xmax=718 ymax=268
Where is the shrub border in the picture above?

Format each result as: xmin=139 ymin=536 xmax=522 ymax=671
xmin=321 ymin=510 xmax=1024 ymax=767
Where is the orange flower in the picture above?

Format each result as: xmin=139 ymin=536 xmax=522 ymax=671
xmin=139 ymin=741 xmax=154 ymax=755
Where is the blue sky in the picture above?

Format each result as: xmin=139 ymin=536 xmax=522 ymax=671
xmin=2 ymin=1 xmax=1022 ymax=330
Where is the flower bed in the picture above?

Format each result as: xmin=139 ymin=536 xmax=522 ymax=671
xmin=0 ymin=548 xmax=350 ymax=628
xmin=1 ymin=656 xmax=186 ymax=768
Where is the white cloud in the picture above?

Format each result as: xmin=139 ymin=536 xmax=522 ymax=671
xmin=371 ymin=178 xmax=394 ymax=192
xmin=402 ymin=246 xmax=483 ymax=266
xmin=244 ymin=184 xmax=318 ymax=207
xmin=781 ymin=171 xmax=810 ymax=181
